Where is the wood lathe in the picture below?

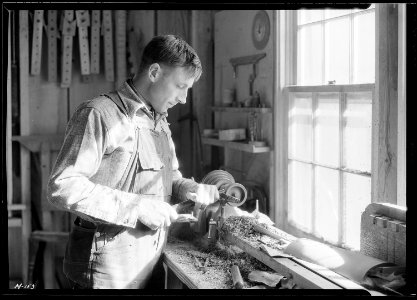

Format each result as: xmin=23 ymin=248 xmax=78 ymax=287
xmin=163 ymin=170 xmax=394 ymax=293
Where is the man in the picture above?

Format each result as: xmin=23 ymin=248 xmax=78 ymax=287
xmin=47 ymin=35 xmax=219 ymax=289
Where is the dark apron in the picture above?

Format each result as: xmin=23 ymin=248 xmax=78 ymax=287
xmin=63 ymin=91 xmax=173 ymax=289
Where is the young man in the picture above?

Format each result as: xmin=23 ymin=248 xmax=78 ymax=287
xmin=47 ymin=35 xmax=219 ymax=289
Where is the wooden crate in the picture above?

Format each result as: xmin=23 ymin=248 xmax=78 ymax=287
xmin=360 ymin=203 xmax=406 ymax=266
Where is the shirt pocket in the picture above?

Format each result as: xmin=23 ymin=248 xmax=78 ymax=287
xmin=137 ymin=128 xmax=165 ymax=171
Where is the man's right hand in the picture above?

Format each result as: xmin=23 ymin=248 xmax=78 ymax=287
xmin=136 ymin=197 xmax=178 ymax=230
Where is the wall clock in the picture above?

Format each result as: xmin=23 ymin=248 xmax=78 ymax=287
xmin=252 ymin=10 xmax=270 ymax=50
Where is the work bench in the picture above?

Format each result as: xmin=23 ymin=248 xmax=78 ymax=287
xmin=162 ymin=239 xmax=232 ymax=289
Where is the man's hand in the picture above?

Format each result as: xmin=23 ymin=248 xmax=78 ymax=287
xmin=186 ymin=183 xmax=220 ymax=206
xmin=136 ymin=197 xmax=178 ymax=230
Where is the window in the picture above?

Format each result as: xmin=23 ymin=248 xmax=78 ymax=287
xmin=285 ymin=5 xmax=375 ymax=250
xmin=297 ymin=5 xmax=375 ymax=85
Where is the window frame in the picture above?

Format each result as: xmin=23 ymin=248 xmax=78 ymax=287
xmin=272 ymin=4 xmax=404 ymax=250
xmin=286 ymin=84 xmax=374 ymax=249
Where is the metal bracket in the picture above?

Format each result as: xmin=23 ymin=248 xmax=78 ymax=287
xmin=229 ymin=53 xmax=266 ymax=78
xmin=229 ymin=53 xmax=266 ymax=97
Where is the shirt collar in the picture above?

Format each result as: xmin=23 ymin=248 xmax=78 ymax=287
xmin=115 ymin=79 xmax=152 ymax=119
xmin=117 ymin=79 xmax=168 ymax=121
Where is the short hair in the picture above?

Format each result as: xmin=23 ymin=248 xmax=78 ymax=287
xmin=138 ymin=35 xmax=202 ymax=82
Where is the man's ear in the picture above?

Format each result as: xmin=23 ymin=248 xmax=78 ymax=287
xmin=149 ymin=63 xmax=161 ymax=82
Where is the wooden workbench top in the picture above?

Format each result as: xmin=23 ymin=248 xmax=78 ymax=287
xmin=163 ymin=238 xmax=232 ymax=289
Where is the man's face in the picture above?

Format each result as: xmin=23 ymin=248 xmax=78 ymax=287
xmin=149 ymin=65 xmax=195 ymax=115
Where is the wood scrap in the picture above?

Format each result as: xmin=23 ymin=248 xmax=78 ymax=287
xmin=260 ymin=244 xmax=294 ymax=259
xmin=31 ymin=10 xmax=44 ymax=75
xmin=253 ymin=223 xmax=296 ymax=244
xmin=90 ymin=10 xmax=101 ymax=74
xmin=47 ymin=10 xmax=58 ymax=82
xmin=102 ymin=10 xmax=114 ymax=82
xmin=60 ymin=10 xmax=76 ymax=88
xmin=231 ymin=264 xmax=245 ymax=289
xmin=248 ymin=270 xmax=284 ymax=287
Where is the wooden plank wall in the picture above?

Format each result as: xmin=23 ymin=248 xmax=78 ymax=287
xmin=11 ymin=9 xmax=215 ymax=286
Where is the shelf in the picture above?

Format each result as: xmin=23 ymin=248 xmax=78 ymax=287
xmin=212 ymin=106 xmax=272 ymax=113
xmin=201 ymin=137 xmax=270 ymax=153
xmin=8 ymin=218 xmax=22 ymax=227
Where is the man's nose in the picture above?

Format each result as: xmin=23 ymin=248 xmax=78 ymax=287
xmin=176 ymin=91 xmax=187 ymax=104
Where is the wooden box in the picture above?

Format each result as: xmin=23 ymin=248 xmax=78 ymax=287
xmin=219 ymin=128 xmax=246 ymax=141
xmin=360 ymin=203 xmax=406 ymax=266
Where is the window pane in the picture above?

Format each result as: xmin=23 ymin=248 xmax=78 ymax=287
xmin=315 ymin=93 xmax=340 ymax=166
xmin=344 ymin=173 xmax=371 ymax=250
xmin=344 ymin=92 xmax=372 ymax=172
xmin=288 ymin=160 xmax=312 ymax=232
xmin=325 ymin=17 xmax=350 ymax=84
xmin=315 ymin=166 xmax=340 ymax=243
xmin=289 ymin=93 xmax=313 ymax=161
xmin=298 ymin=10 xmax=324 ymax=25
xmin=353 ymin=11 xmax=375 ymax=83
xmin=325 ymin=8 xmax=352 ymax=19
xmin=298 ymin=23 xmax=323 ymax=85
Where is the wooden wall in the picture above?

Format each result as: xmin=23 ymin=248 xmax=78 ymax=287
xmin=214 ymin=10 xmax=274 ymax=214
xmin=9 ymin=9 xmax=215 ymax=286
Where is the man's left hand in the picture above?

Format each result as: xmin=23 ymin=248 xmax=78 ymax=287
xmin=186 ymin=184 xmax=219 ymax=206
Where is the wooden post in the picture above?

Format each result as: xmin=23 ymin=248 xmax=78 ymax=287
xmin=7 ymin=9 xmax=13 ymax=218
xmin=40 ymin=142 xmax=55 ymax=288
xmin=19 ymin=10 xmax=32 ymax=285
xmin=397 ymin=4 xmax=406 ymax=207
xmin=190 ymin=10 xmax=214 ymax=179
xmin=372 ymin=4 xmax=398 ymax=204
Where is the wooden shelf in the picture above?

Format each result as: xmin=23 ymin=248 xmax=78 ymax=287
xmin=8 ymin=218 xmax=22 ymax=227
xmin=212 ymin=106 xmax=272 ymax=113
xmin=201 ymin=137 xmax=270 ymax=153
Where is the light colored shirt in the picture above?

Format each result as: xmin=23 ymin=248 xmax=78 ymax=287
xmin=47 ymin=80 xmax=197 ymax=229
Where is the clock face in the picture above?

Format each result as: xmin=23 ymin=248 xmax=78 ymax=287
xmin=252 ymin=10 xmax=270 ymax=50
